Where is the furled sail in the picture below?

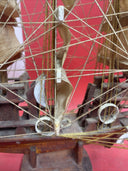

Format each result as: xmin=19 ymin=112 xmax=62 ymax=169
xmin=0 ymin=0 xmax=23 ymax=70
xmin=0 ymin=0 xmax=19 ymax=18
xmin=97 ymin=0 xmax=128 ymax=73
xmin=54 ymin=1 xmax=76 ymax=135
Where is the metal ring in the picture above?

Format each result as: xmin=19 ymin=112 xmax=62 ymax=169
xmin=35 ymin=116 xmax=54 ymax=136
xmin=61 ymin=118 xmax=71 ymax=128
xmin=98 ymin=103 xmax=119 ymax=124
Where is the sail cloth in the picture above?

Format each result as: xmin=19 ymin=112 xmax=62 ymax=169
xmin=62 ymin=0 xmax=76 ymax=17
xmin=54 ymin=1 xmax=76 ymax=135
xmin=97 ymin=0 xmax=128 ymax=72
xmin=0 ymin=0 xmax=19 ymax=19
xmin=0 ymin=0 xmax=23 ymax=70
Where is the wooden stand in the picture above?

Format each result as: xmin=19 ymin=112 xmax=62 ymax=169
xmin=21 ymin=140 xmax=92 ymax=171
xmin=0 ymin=135 xmax=92 ymax=171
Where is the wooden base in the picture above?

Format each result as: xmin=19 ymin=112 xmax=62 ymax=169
xmin=0 ymin=133 xmax=92 ymax=171
xmin=21 ymin=148 xmax=92 ymax=171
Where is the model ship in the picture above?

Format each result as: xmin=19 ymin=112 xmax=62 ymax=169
xmin=0 ymin=0 xmax=128 ymax=170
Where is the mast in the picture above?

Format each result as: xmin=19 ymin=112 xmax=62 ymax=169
xmin=53 ymin=0 xmax=57 ymax=134
xmin=53 ymin=1 xmax=75 ymax=135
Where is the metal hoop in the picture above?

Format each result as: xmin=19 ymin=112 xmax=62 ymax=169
xmin=98 ymin=103 xmax=119 ymax=124
xmin=35 ymin=116 xmax=54 ymax=136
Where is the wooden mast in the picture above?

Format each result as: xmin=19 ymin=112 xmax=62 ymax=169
xmin=53 ymin=0 xmax=57 ymax=134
